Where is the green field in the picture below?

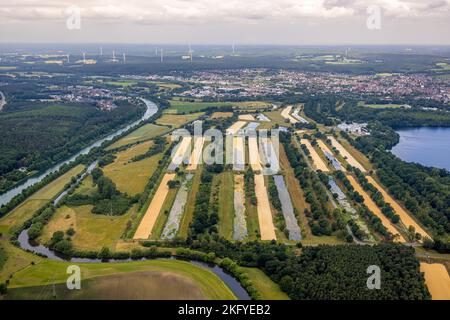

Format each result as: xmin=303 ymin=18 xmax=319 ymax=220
xmin=5 ymin=258 xmax=236 ymax=300
xmin=150 ymin=185 xmax=179 ymax=240
xmin=0 ymin=165 xmax=85 ymax=234
xmin=167 ymin=100 xmax=271 ymax=114
xmin=357 ymin=101 xmax=404 ymax=109
xmin=39 ymin=204 xmax=135 ymax=251
xmin=218 ymin=171 xmax=234 ymax=240
xmin=156 ymin=112 xmax=204 ymax=128
xmin=104 ymin=140 xmax=164 ymax=195
xmin=107 ymin=124 xmax=170 ymax=150
xmin=241 ymin=267 xmax=290 ymax=300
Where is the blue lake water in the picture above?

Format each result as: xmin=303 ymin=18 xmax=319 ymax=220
xmin=391 ymin=127 xmax=450 ymax=171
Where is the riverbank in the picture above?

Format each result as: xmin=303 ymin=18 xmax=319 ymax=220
xmin=0 ymin=99 xmax=158 ymax=208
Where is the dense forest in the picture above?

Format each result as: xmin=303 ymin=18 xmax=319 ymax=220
xmin=184 ymin=238 xmax=430 ymax=300
xmin=0 ymin=100 xmax=144 ymax=194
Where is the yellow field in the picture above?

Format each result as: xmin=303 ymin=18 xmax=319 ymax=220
xmin=300 ymin=139 xmax=329 ymax=172
xmin=103 ymin=141 xmax=163 ymax=195
xmin=40 ymin=204 xmax=134 ymax=251
xmin=107 ymin=124 xmax=170 ymax=149
xmin=233 ymin=136 xmax=245 ymax=171
xmin=226 ymin=121 xmax=247 ymax=135
xmin=317 ymin=139 xmax=346 ymax=171
xmin=0 ymin=165 xmax=85 ymax=233
xmin=254 ymin=174 xmax=276 ymax=240
xmin=133 ymin=173 xmax=176 ymax=239
xmin=238 ymin=114 xmax=256 ymax=121
xmin=328 ymin=136 xmax=366 ymax=172
xmin=187 ymin=137 xmax=205 ymax=171
xmin=248 ymin=136 xmax=262 ymax=171
xmin=280 ymin=105 xmax=298 ymax=124
xmin=366 ymin=176 xmax=431 ymax=239
xmin=211 ymin=112 xmax=233 ymax=119
xmin=420 ymin=263 xmax=450 ymax=300
xmin=156 ymin=112 xmax=204 ymax=128
xmin=346 ymin=175 xmax=405 ymax=242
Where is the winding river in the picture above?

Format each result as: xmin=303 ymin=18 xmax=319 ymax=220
xmin=9 ymin=97 xmax=250 ymax=299
xmin=0 ymin=98 xmax=158 ymax=207
xmin=0 ymin=91 xmax=5 ymax=110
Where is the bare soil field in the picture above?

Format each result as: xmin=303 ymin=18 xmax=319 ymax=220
xmin=233 ymin=136 xmax=245 ymax=171
xmin=420 ymin=263 xmax=450 ymax=300
xmin=187 ymin=137 xmax=205 ymax=171
xmin=238 ymin=114 xmax=256 ymax=121
xmin=346 ymin=175 xmax=406 ymax=242
xmin=133 ymin=173 xmax=176 ymax=239
xmin=226 ymin=121 xmax=247 ymax=135
xmin=366 ymin=176 xmax=431 ymax=240
xmin=211 ymin=112 xmax=233 ymax=119
xmin=248 ymin=136 xmax=262 ymax=171
xmin=254 ymin=174 xmax=276 ymax=240
xmin=280 ymin=105 xmax=298 ymax=124
xmin=300 ymin=139 xmax=330 ymax=172
xmin=328 ymin=136 xmax=366 ymax=172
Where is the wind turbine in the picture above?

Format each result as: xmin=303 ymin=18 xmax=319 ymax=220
xmin=232 ymin=42 xmax=235 ymax=55
xmin=66 ymin=54 xmax=70 ymax=63
xmin=123 ymin=53 xmax=126 ymax=63
xmin=100 ymin=46 xmax=103 ymax=56
xmin=82 ymin=52 xmax=86 ymax=64
xmin=160 ymin=48 xmax=164 ymax=62
xmin=112 ymin=50 xmax=117 ymax=62
xmin=188 ymin=44 xmax=193 ymax=61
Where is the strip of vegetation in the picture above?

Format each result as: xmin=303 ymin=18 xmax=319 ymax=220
xmin=334 ymin=171 xmax=391 ymax=239
xmin=188 ymin=165 xmax=222 ymax=240
xmin=343 ymin=123 xmax=450 ymax=251
xmin=64 ymin=168 xmax=135 ymax=216
xmin=281 ymin=133 xmax=344 ymax=237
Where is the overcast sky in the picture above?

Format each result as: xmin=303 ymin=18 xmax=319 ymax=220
xmin=0 ymin=0 xmax=449 ymax=44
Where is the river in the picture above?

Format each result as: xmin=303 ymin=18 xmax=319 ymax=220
xmin=0 ymin=98 xmax=158 ymax=207
xmin=0 ymin=91 xmax=5 ymax=110
xmin=391 ymin=127 xmax=450 ymax=172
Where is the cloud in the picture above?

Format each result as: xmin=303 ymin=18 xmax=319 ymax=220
xmin=0 ymin=0 xmax=449 ymax=24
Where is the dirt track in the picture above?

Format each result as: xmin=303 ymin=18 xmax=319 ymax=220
xmin=346 ymin=175 xmax=405 ymax=242
xmin=300 ymin=139 xmax=330 ymax=172
xmin=133 ymin=173 xmax=176 ymax=239
xmin=366 ymin=176 xmax=431 ymax=239
xmin=187 ymin=137 xmax=205 ymax=171
xmin=254 ymin=174 xmax=276 ymax=240
xmin=328 ymin=136 xmax=366 ymax=172
xmin=420 ymin=263 xmax=450 ymax=300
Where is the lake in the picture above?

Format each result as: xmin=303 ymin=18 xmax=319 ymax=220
xmin=391 ymin=127 xmax=450 ymax=171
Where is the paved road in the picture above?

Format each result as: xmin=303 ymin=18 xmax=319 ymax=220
xmin=0 ymin=91 xmax=5 ymax=111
